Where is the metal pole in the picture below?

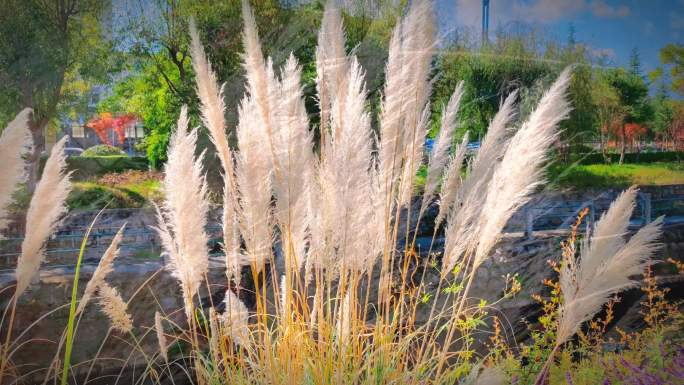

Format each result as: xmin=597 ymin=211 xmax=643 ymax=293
xmin=482 ymin=0 xmax=490 ymax=46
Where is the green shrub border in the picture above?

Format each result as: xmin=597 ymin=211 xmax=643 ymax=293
xmin=39 ymin=155 xmax=149 ymax=180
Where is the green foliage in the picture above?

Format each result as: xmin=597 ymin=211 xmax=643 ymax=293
xmin=40 ymin=155 xmax=148 ymax=180
xmin=81 ymin=145 xmax=126 ymax=157
xmin=433 ymin=48 xmax=555 ymax=139
xmin=604 ymin=67 xmax=653 ymax=125
xmin=0 ymin=0 xmax=117 ymax=132
xmin=650 ymin=82 xmax=675 ymax=136
xmin=98 ymin=54 xmax=189 ymax=168
xmin=659 ymin=43 xmax=684 ymax=97
xmin=99 ymin=0 xmax=399 ymax=167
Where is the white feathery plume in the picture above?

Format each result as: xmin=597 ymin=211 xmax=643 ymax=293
xmin=221 ymin=290 xmax=250 ymax=348
xmin=188 ymin=18 xmax=231 ymax=175
xmin=421 ymin=82 xmax=465 ymax=210
xmin=273 ymin=54 xmax=316 ymax=270
xmin=470 ymin=91 xmax=518 ymax=174
xmin=15 ymin=136 xmax=71 ymax=297
xmin=155 ymin=311 xmax=168 ymax=362
xmin=440 ymin=92 xmax=519 ymax=271
xmin=316 ymin=0 xmax=348 ymax=140
xmin=379 ymin=0 xmax=435 ymax=212
xmin=556 ymin=187 xmax=664 ymax=345
xmin=154 ymin=105 xmax=210 ymax=321
xmin=188 ymin=19 xmax=242 ymax=284
xmin=77 ymin=224 xmax=126 ymax=315
xmin=398 ymin=103 xmax=430 ymax=208
xmin=473 ymin=68 xmax=572 ymax=270
xmin=306 ymin=175 xmax=333 ymax=276
xmin=399 ymin=0 xmax=435 ymax=149
xmin=435 ymin=132 xmax=469 ymax=229
xmin=235 ymin=95 xmax=273 ymax=270
xmin=459 ymin=90 xmax=518 ymax=203
xmin=442 ymin=177 xmax=488 ymax=274
xmin=241 ymin=0 xmax=279 ymax=170
xmin=320 ymin=56 xmax=376 ymax=272
xmin=0 ymin=108 xmax=31 ymax=235
xmin=97 ymin=283 xmax=133 ymax=334
xmin=377 ymin=24 xmax=406 ymax=215
xmin=576 ymin=186 xmax=637 ymax=287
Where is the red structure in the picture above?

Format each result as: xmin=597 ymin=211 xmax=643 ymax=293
xmin=86 ymin=112 xmax=138 ymax=146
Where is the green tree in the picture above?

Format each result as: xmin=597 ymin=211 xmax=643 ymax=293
xmin=650 ymin=79 xmax=673 ymax=141
xmin=659 ymin=43 xmax=684 ymax=97
xmin=433 ymin=45 xmax=553 ymax=141
xmin=104 ymin=0 xmax=398 ymax=168
xmin=629 ymin=47 xmax=642 ymax=77
xmin=591 ymin=70 xmax=624 ymax=161
xmin=558 ymin=38 xmax=595 ymax=159
xmin=604 ymin=68 xmax=652 ymax=163
xmin=98 ymin=57 xmax=188 ymax=168
xmin=0 ymin=0 xmax=113 ymax=190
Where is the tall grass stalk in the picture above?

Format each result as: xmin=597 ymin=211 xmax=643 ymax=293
xmin=60 ymin=207 xmax=108 ymax=385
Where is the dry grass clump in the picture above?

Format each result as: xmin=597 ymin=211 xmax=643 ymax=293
xmin=0 ymin=1 xmax=669 ymax=384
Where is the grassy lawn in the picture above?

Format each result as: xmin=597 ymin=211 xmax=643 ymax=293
xmin=67 ymin=171 xmax=162 ymax=210
xmin=548 ymin=161 xmax=684 ymax=189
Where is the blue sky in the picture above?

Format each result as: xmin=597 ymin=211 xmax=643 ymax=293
xmin=435 ymin=0 xmax=683 ymax=74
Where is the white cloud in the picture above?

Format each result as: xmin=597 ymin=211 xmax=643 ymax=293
xmin=589 ymin=46 xmax=616 ymax=60
xmin=452 ymin=0 xmax=630 ymax=29
xmin=642 ymin=21 xmax=654 ymax=36
xmin=510 ymin=0 xmax=586 ymax=23
xmin=671 ymin=13 xmax=684 ymax=30
xmin=590 ymin=0 xmax=630 ymax=18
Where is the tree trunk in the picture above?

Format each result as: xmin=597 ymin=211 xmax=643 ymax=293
xmin=22 ymin=67 xmax=65 ymax=194
xmin=619 ymin=126 xmax=626 ymax=165
xmin=600 ymin=132 xmax=610 ymax=163
xmin=26 ymin=116 xmax=49 ymax=194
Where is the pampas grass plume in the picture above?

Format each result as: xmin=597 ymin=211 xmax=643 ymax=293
xmin=15 ymin=136 xmax=71 ymax=297
xmin=435 ymin=132 xmax=469 ymax=229
xmin=0 ymin=108 xmax=31 ymax=235
xmin=422 ymin=81 xmax=464 ymax=209
xmin=155 ymin=105 xmax=210 ymax=320
xmin=77 ymin=224 xmax=126 ymax=315
xmin=221 ymin=290 xmax=250 ymax=348
xmin=97 ymin=283 xmax=133 ymax=334
xmin=155 ymin=311 xmax=168 ymax=362
xmin=473 ymin=68 xmax=572 ymax=269
xmin=188 ymin=18 xmax=243 ymax=285
xmin=556 ymin=186 xmax=664 ymax=345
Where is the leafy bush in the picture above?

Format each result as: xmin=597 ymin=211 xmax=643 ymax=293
xmin=81 ymin=144 xmax=126 ymax=157
xmin=39 ymin=155 xmax=149 ymax=180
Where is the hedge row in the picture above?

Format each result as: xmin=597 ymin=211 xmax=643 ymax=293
xmin=40 ymin=155 xmax=148 ymax=180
